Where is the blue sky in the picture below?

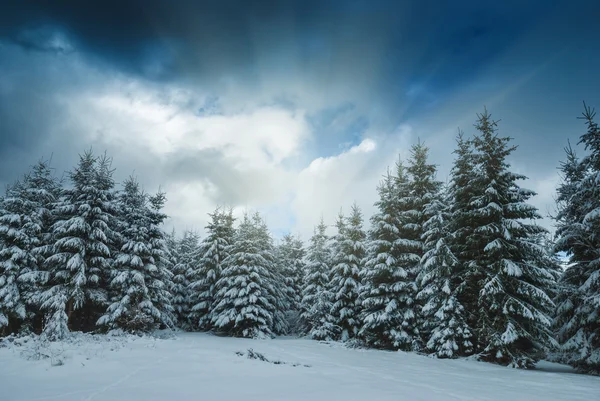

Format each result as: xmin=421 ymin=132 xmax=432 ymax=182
xmin=1 ymin=0 xmax=599 ymax=239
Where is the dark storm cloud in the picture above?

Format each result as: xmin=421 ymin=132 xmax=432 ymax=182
xmin=0 ymin=0 xmax=573 ymax=92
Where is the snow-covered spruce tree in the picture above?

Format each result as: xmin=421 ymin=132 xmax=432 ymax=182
xmin=467 ymin=109 xmax=557 ymax=368
xmin=446 ymin=131 xmax=480 ymax=342
xmin=300 ymin=218 xmax=337 ymax=340
xmin=359 ymin=170 xmax=407 ymax=349
xmin=144 ymin=189 xmax=176 ymax=328
xmin=0 ymin=179 xmax=32 ymax=335
xmin=97 ymin=177 xmax=174 ymax=333
xmin=329 ymin=204 xmax=366 ymax=341
xmin=211 ymin=212 xmax=276 ymax=338
xmin=170 ymin=230 xmax=200 ymax=329
xmin=385 ymin=158 xmax=423 ymax=351
xmin=251 ymin=213 xmax=290 ymax=335
xmin=19 ymin=161 xmax=63 ymax=332
xmin=39 ymin=151 xmax=118 ymax=339
xmin=417 ymin=187 xmax=473 ymax=357
xmin=274 ymin=233 xmax=305 ymax=333
xmin=189 ymin=207 xmax=235 ymax=331
xmin=406 ymin=141 xmax=443 ymax=349
xmin=554 ymin=104 xmax=600 ymax=374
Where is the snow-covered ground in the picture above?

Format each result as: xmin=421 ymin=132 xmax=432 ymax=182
xmin=1 ymin=332 xmax=598 ymax=401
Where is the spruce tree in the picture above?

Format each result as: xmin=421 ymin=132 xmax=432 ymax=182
xmin=406 ymin=141 xmax=443 ymax=349
xmin=39 ymin=151 xmax=118 ymax=339
xmin=467 ymin=109 xmax=557 ymax=368
xmin=170 ymin=230 xmax=199 ymax=329
xmin=390 ymin=158 xmax=422 ymax=350
xmin=417 ymin=187 xmax=473 ymax=357
xmin=359 ymin=170 xmax=407 ymax=349
xmin=447 ymin=131 xmax=480 ymax=344
xmin=189 ymin=208 xmax=235 ymax=331
xmin=211 ymin=212 xmax=276 ymax=338
xmin=97 ymin=177 xmax=174 ymax=332
xmin=554 ymin=104 xmax=600 ymax=374
xmin=0 ymin=179 xmax=32 ymax=334
xmin=275 ymin=233 xmax=305 ymax=332
xmin=144 ymin=189 xmax=176 ymax=328
xmin=300 ymin=218 xmax=336 ymax=340
xmin=329 ymin=204 xmax=366 ymax=341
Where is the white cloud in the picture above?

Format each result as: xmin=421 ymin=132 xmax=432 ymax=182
xmin=291 ymin=127 xmax=413 ymax=239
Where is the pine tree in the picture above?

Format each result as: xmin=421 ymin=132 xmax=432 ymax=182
xmin=274 ymin=234 xmax=305 ymax=333
xmin=359 ymin=170 xmax=407 ymax=349
xmin=554 ymin=104 xmax=600 ymax=374
xmin=417 ymin=187 xmax=473 ymax=357
xmin=406 ymin=141 xmax=443 ymax=349
xmin=467 ymin=109 xmax=557 ymax=368
xmin=329 ymin=204 xmax=366 ymax=341
xmin=300 ymin=218 xmax=336 ymax=340
xmin=211 ymin=212 xmax=276 ymax=338
xmin=253 ymin=213 xmax=289 ymax=335
xmin=0 ymin=179 xmax=32 ymax=334
xmin=170 ymin=230 xmax=199 ymax=329
xmin=189 ymin=207 xmax=235 ymax=331
xmin=97 ymin=177 xmax=174 ymax=332
xmin=144 ymin=189 xmax=176 ymax=329
xmin=39 ymin=151 xmax=118 ymax=339
xmin=447 ymin=131 xmax=480 ymax=345
xmin=387 ymin=158 xmax=423 ymax=350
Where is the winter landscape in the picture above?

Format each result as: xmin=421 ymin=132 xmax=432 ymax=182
xmin=2 ymin=332 xmax=599 ymax=401
xmin=2 ymin=1 xmax=600 ymax=401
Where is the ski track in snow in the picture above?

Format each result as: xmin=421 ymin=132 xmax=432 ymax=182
xmin=1 ymin=332 xmax=599 ymax=401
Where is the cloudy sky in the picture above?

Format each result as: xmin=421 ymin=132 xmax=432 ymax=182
xmin=1 ymin=0 xmax=599 ymax=240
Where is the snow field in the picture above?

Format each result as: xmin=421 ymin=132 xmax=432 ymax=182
xmin=1 ymin=332 xmax=598 ymax=401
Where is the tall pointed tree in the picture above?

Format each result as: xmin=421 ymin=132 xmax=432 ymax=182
xmin=417 ymin=187 xmax=473 ymax=357
xmin=0 ymin=179 xmax=32 ymax=334
xmin=300 ymin=218 xmax=336 ymax=340
xmin=360 ymin=170 xmax=408 ymax=349
xmin=170 ymin=230 xmax=200 ymax=329
xmin=388 ymin=158 xmax=423 ymax=350
xmin=189 ymin=207 xmax=235 ymax=331
xmin=97 ymin=177 xmax=174 ymax=332
xmin=554 ymin=104 xmax=600 ymax=374
xmin=211 ymin=212 xmax=276 ymax=338
xmin=39 ymin=151 xmax=118 ymax=339
xmin=329 ymin=204 xmax=366 ymax=341
xmin=275 ymin=233 xmax=305 ymax=332
xmin=446 ymin=131 xmax=480 ymax=345
xmin=467 ymin=109 xmax=557 ymax=368
xmin=406 ymin=141 xmax=443 ymax=349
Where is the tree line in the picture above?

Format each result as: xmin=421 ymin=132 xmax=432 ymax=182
xmin=0 ymin=106 xmax=598 ymax=375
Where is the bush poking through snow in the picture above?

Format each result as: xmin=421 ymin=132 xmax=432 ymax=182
xmin=236 ymin=348 xmax=311 ymax=367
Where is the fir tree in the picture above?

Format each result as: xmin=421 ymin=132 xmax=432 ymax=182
xmin=468 ymin=109 xmax=557 ymax=368
xmin=0 ymin=179 xmax=32 ymax=334
xmin=359 ymin=170 xmax=407 ymax=349
xmin=554 ymin=104 xmax=600 ymax=374
xmin=406 ymin=141 xmax=443 ymax=349
xmin=390 ymin=158 xmax=422 ymax=350
xmin=189 ymin=208 xmax=235 ymax=331
xmin=417 ymin=187 xmax=473 ymax=357
xmin=329 ymin=204 xmax=366 ymax=341
xmin=275 ymin=233 xmax=305 ymax=332
xmin=144 ymin=189 xmax=176 ymax=329
xmin=447 ymin=131 xmax=480 ymax=345
xmin=39 ymin=151 xmax=118 ymax=339
xmin=211 ymin=212 xmax=276 ymax=338
xmin=300 ymin=218 xmax=336 ymax=340
xmin=170 ymin=230 xmax=199 ymax=329
xmin=97 ymin=177 xmax=174 ymax=332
